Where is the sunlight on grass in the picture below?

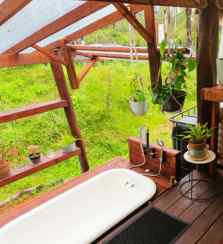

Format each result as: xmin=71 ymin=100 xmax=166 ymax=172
xmin=0 ymin=61 xmax=196 ymax=200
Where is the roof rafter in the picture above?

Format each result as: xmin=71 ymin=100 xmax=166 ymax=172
xmin=0 ymin=0 xmax=32 ymax=25
xmin=41 ymin=4 xmax=145 ymax=52
xmin=86 ymin=0 xmax=208 ymax=8
xmin=113 ymin=2 xmax=153 ymax=44
xmin=3 ymin=1 xmax=108 ymax=55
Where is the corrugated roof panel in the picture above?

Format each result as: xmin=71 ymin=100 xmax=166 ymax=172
xmin=22 ymin=5 xmax=115 ymax=54
xmin=0 ymin=0 xmax=85 ymax=53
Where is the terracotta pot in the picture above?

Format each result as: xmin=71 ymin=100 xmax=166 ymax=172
xmin=187 ymin=143 xmax=208 ymax=160
xmin=129 ymin=99 xmax=148 ymax=116
xmin=0 ymin=160 xmax=11 ymax=179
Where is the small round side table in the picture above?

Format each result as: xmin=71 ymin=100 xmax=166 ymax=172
xmin=180 ymin=150 xmax=216 ymax=201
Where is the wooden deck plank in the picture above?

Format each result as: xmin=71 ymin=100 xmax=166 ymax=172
xmin=198 ymin=213 xmax=223 ymax=244
xmin=175 ymin=195 xmax=223 ymax=244
xmin=165 ymin=181 xmax=210 ymax=217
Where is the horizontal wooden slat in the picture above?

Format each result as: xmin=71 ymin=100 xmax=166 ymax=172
xmin=0 ymin=148 xmax=81 ymax=187
xmin=201 ymin=86 xmax=223 ymax=102
xmin=0 ymin=100 xmax=68 ymax=123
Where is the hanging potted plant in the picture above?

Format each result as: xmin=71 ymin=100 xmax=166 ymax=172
xmin=129 ymin=74 xmax=148 ymax=116
xmin=183 ymin=123 xmax=213 ymax=160
xmin=28 ymin=145 xmax=41 ymax=164
xmin=0 ymin=148 xmax=11 ymax=179
xmin=152 ymin=41 xmax=196 ymax=112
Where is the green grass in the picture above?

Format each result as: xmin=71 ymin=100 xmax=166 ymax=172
xmin=0 ymin=61 xmax=196 ymax=201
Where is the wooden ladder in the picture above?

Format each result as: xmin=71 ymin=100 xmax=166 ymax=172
xmin=0 ymin=61 xmax=89 ymax=187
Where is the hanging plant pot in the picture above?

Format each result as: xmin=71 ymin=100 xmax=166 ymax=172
xmin=162 ymin=90 xmax=186 ymax=113
xmin=129 ymin=99 xmax=148 ymax=116
xmin=0 ymin=160 xmax=11 ymax=179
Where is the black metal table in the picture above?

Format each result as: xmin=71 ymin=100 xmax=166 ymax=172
xmin=179 ymin=150 xmax=216 ymax=201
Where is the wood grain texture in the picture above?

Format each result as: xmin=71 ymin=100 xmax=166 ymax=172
xmin=0 ymin=100 xmax=67 ymax=123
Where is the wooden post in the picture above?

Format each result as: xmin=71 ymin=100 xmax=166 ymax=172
xmin=51 ymin=62 xmax=89 ymax=172
xmin=144 ymin=6 xmax=161 ymax=89
xmin=197 ymin=2 xmax=219 ymax=125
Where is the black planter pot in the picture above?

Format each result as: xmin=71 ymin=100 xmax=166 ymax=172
xmin=162 ymin=90 xmax=186 ymax=112
xmin=29 ymin=154 xmax=41 ymax=164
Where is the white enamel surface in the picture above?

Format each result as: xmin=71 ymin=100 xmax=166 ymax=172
xmin=0 ymin=0 xmax=85 ymax=53
xmin=0 ymin=169 xmax=156 ymax=244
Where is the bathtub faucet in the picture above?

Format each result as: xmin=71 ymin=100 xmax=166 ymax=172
xmin=157 ymin=139 xmax=165 ymax=165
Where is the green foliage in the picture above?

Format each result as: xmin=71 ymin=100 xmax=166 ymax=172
xmin=153 ymin=43 xmax=196 ymax=105
xmin=183 ymin=123 xmax=213 ymax=144
xmin=130 ymin=74 xmax=146 ymax=102
xmin=0 ymin=61 xmax=196 ymax=202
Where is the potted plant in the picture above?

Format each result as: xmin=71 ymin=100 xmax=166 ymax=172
xmin=62 ymin=135 xmax=76 ymax=152
xmin=152 ymin=41 xmax=196 ymax=112
xmin=28 ymin=145 xmax=41 ymax=164
xmin=0 ymin=149 xmax=11 ymax=179
xmin=183 ymin=123 xmax=213 ymax=160
xmin=129 ymin=74 xmax=148 ymax=116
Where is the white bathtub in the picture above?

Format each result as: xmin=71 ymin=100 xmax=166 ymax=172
xmin=0 ymin=168 xmax=156 ymax=244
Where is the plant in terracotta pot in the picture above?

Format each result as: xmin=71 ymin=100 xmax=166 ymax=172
xmin=152 ymin=41 xmax=196 ymax=112
xmin=129 ymin=74 xmax=148 ymax=116
xmin=183 ymin=123 xmax=213 ymax=160
xmin=28 ymin=145 xmax=41 ymax=164
xmin=0 ymin=150 xmax=11 ymax=179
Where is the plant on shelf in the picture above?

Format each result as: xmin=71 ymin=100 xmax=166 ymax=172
xmin=183 ymin=123 xmax=213 ymax=160
xmin=0 ymin=146 xmax=11 ymax=180
xmin=62 ymin=135 xmax=76 ymax=152
xmin=129 ymin=74 xmax=148 ymax=116
xmin=28 ymin=145 xmax=41 ymax=164
xmin=152 ymin=41 xmax=196 ymax=112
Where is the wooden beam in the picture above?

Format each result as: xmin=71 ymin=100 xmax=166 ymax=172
xmin=32 ymin=44 xmax=67 ymax=65
xmin=3 ymin=2 xmax=108 ymax=55
xmin=144 ymin=6 xmax=161 ymax=89
xmin=197 ymin=2 xmax=219 ymax=124
xmin=70 ymin=44 xmax=190 ymax=54
xmin=0 ymin=100 xmax=68 ymax=123
xmin=85 ymin=0 xmax=207 ymax=8
xmin=74 ymin=50 xmax=148 ymax=60
xmin=0 ymin=53 xmax=49 ymax=67
xmin=0 ymin=0 xmax=31 ymax=25
xmin=78 ymin=58 xmax=98 ymax=83
xmin=62 ymin=42 xmax=79 ymax=89
xmin=113 ymin=2 xmax=154 ymax=44
xmin=51 ymin=62 xmax=89 ymax=172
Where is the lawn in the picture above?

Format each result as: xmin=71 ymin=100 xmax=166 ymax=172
xmin=0 ymin=61 xmax=196 ymax=202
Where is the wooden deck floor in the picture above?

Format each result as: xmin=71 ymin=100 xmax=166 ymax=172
xmin=0 ymin=157 xmax=223 ymax=243
xmin=153 ymin=170 xmax=223 ymax=244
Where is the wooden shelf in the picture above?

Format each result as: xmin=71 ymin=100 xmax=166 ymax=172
xmin=201 ymin=86 xmax=223 ymax=102
xmin=0 ymin=99 xmax=68 ymax=123
xmin=0 ymin=147 xmax=81 ymax=187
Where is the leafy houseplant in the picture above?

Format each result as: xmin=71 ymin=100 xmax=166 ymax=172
xmin=183 ymin=123 xmax=213 ymax=160
xmin=129 ymin=74 xmax=148 ymax=116
xmin=28 ymin=145 xmax=41 ymax=164
xmin=153 ymin=41 xmax=196 ymax=112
